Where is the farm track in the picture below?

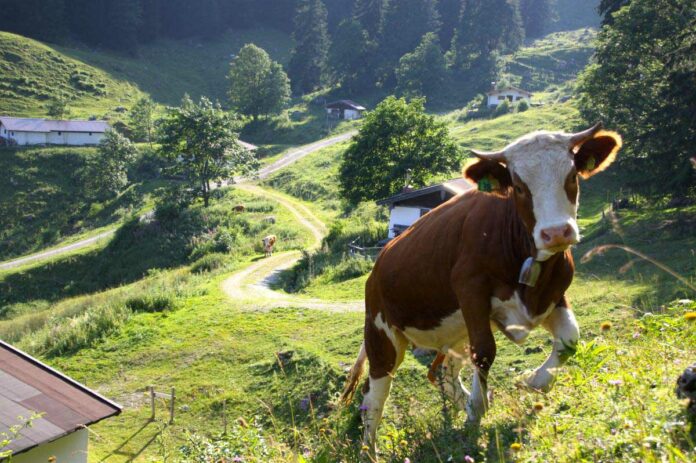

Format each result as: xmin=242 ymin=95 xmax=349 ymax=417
xmin=221 ymin=184 xmax=363 ymax=312
xmin=0 ymin=132 xmax=356 ymax=272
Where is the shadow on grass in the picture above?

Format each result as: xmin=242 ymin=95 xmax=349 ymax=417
xmin=100 ymin=420 xmax=166 ymax=463
xmin=0 ymin=216 xmax=196 ymax=315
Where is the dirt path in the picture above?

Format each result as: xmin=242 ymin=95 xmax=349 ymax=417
xmin=221 ymin=184 xmax=363 ymax=312
xmin=0 ymin=132 xmax=356 ymax=272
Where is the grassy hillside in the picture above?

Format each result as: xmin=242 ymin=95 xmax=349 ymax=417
xmin=0 ymin=28 xmax=292 ymax=118
xmin=0 ymin=146 xmax=164 ymax=261
xmin=0 ymin=31 xmax=147 ymax=118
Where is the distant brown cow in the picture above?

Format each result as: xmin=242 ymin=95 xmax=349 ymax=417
xmin=341 ymin=123 xmax=622 ymax=457
xmin=233 ymin=204 xmax=246 ymax=213
xmin=262 ymin=235 xmax=277 ymax=257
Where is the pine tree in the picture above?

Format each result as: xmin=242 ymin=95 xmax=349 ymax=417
xmin=377 ymin=0 xmax=441 ymax=85
xmin=437 ymin=0 xmax=463 ymax=48
xmin=329 ymin=19 xmax=377 ymax=93
xmin=396 ymin=32 xmax=448 ymax=100
xmin=520 ymin=0 xmax=556 ymax=38
xmin=104 ymin=0 xmax=143 ymax=53
xmin=352 ymin=0 xmax=385 ymax=38
xmin=288 ymin=0 xmax=331 ymax=94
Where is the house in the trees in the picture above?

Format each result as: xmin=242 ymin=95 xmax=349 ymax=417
xmin=377 ymin=178 xmax=473 ymax=239
xmin=325 ymin=100 xmax=366 ymax=120
xmin=0 ymin=340 xmax=121 ymax=463
xmin=0 ymin=117 xmax=110 ymax=146
xmin=486 ymin=86 xmax=532 ymax=108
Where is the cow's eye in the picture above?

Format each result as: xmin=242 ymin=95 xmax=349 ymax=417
xmin=514 ymin=185 xmax=524 ymax=195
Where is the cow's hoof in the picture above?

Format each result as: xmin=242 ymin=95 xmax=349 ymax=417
xmin=516 ymin=369 xmax=554 ymax=393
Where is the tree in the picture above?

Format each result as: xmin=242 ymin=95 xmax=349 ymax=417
xmin=577 ymin=0 xmax=696 ymax=197
xmin=377 ymin=0 xmax=441 ymax=85
xmin=46 ymin=96 xmax=69 ymax=119
xmin=339 ymin=96 xmax=461 ymax=205
xmin=86 ymin=130 xmax=138 ymax=199
xmin=228 ymin=44 xmax=290 ymax=119
xmin=352 ymin=0 xmax=385 ymax=38
xmin=129 ymin=96 xmax=156 ymax=144
xmin=288 ymin=0 xmax=331 ymax=94
xmin=437 ymin=0 xmax=463 ymax=47
xmin=158 ymin=96 xmax=259 ymax=207
xmin=520 ymin=0 xmax=557 ymax=38
xmin=396 ymin=33 xmax=448 ymax=100
xmin=328 ymin=19 xmax=377 ymax=93
xmin=598 ymin=0 xmax=630 ymax=24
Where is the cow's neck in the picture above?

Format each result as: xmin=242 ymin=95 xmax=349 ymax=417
xmin=503 ymin=196 xmax=573 ymax=316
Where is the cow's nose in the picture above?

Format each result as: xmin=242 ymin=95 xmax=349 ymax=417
xmin=540 ymin=224 xmax=576 ymax=248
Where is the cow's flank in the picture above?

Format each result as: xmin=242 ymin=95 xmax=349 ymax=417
xmin=341 ymin=124 xmax=622 ymax=459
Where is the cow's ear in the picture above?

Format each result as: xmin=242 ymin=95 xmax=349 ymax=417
xmin=463 ymin=158 xmax=512 ymax=194
xmin=573 ymin=130 xmax=622 ymax=179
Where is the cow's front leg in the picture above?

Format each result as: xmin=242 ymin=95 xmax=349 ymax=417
xmin=522 ymin=301 xmax=579 ymax=392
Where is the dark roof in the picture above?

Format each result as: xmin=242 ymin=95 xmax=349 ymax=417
xmin=325 ymin=100 xmax=366 ymax=111
xmin=486 ymin=86 xmax=532 ymax=97
xmin=0 ymin=117 xmax=109 ymax=133
xmin=0 ymin=341 xmax=121 ymax=456
xmin=377 ymin=178 xmax=473 ymax=206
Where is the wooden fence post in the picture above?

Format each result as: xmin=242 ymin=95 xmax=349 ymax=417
xmin=169 ymin=387 xmax=175 ymax=424
xmin=149 ymin=386 xmax=155 ymax=421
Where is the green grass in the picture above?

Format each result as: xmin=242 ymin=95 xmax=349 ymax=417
xmin=0 ymin=31 xmax=147 ymax=118
xmin=0 ymin=145 xmax=164 ymax=261
xmin=501 ymin=28 xmax=597 ymax=95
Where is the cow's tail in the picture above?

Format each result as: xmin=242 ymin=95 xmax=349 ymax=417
xmin=340 ymin=341 xmax=367 ymax=405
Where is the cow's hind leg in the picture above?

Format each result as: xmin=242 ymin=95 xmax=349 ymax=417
xmin=521 ymin=301 xmax=579 ymax=392
xmin=361 ymin=313 xmax=407 ymax=459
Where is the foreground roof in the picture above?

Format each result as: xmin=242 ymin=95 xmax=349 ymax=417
xmin=0 ymin=341 xmax=121 ymax=456
xmin=0 ymin=117 xmax=109 ymax=133
xmin=325 ymin=100 xmax=366 ymax=111
xmin=377 ymin=178 xmax=473 ymax=206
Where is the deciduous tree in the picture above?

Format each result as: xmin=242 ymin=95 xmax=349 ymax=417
xmin=396 ymin=32 xmax=448 ymax=100
xmin=86 ymin=130 xmax=138 ymax=199
xmin=228 ymin=44 xmax=290 ymax=119
xmin=129 ymin=96 xmax=156 ymax=144
xmin=339 ymin=96 xmax=461 ymax=205
xmin=158 ymin=96 xmax=259 ymax=207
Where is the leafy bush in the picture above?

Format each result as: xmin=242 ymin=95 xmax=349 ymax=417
xmin=517 ymin=99 xmax=530 ymax=112
xmin=325 ymin=256 xmax=373 ymax=282
xmin=190 ymin=253 xmax=227 ymax=274
xmin=125 ymin=294 xmax=174 ymax=313
xmin=179 ymin=422 xmax=284 ymax=462
xmin=493 ymin=99 xmax=511 ymax=117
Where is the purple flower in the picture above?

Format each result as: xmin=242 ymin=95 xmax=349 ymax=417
xmin=359 ymin=404 xmax=369 ymax=411
xmin=404 ymin=459 xmax=411 ymax=463
xmin=608 ymin=379 xmax=623 ymax=386
xmin=465 ymin=456 xmax=475 ymax=463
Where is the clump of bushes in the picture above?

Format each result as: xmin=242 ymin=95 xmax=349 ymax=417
xmin=493 ymin=99 xmax=511 ymax=117
xmin=190 ymin=253 xmax=228 ymax=274
xmin=125 ymin=294 xmax=174 ymax=313
xmin=517 ymin=99 xmax=530 ymax=112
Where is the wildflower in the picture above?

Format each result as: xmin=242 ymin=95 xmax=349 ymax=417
xmin=361 ymin=445 xmax=370 ymax=452
xmin=608 ymin=379 xmax=623 ymax=387
xmin=510 ymin=442 xmax=522 ymax=452
xmin=359 ymin=404 xmax=369 ymax=411
xmin=632 ymin=332 xmax=641 ymax=339
xmin=533 ymin=402 xmax=544 ymax=412
xmin=464 ymin=456 xmax=475 ymax=463
xmin=400 ymin=439 xmax=408 ymax=447
xmin=48 ymin=458 xmax=57 ymax=463
xmin=685 ymin=312 xmax=696 ymax=321
xmin=600 ymin=321 xmax=612 ymax=332
xmin=404 ymin=459 xmax=411 ymax=463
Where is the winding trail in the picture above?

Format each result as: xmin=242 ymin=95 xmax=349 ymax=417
xmin=221 ymin=184 xmax=363 ymax=312
xmin=0 ymin=131 xmax=356 ymax=272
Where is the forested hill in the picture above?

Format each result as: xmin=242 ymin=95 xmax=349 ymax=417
xmin=0 ymin=0 xmax=599 ymax=108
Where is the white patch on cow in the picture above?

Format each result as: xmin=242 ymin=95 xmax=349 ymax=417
xmin=521 ymin=305 xmax=579 ymax=391
xmin=402 ymin=310 xmax=468 ymax=351
xmin=466 ymin=368 xmax=488 ymax=423
xmin=361 ymin=375 xmax=393 ymax=454
xmin=503 ymin=131 xmax=579 ymax=255
xmin=374 ymin=312 xmax=399 ymax=347
xmin=491 ymin=293 xmax=554 ymax=344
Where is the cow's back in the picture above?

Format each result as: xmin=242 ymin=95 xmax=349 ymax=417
xmin=367 ymin=191 xmax=512 ymax=330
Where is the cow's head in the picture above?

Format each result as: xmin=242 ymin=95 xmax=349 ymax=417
xmin=464 ymin=123 xmax=622 ymax=259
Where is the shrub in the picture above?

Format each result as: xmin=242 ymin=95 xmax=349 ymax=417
xmin=517 ymin=99 xmax=530 ymax=112
xmin=125 ymin=294 xmax=174 ymax=313
xmin=190 ymin=253 xmax=227 ymax=274
xmin=326 ymin=256 xmax=373 ymax=282
xmin=493 ymin=99 xmax=511 ymax=117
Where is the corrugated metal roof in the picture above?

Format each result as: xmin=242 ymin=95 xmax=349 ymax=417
xmin=377 ymin=178 xmax=473 ymax=206
xmin=486 ymin=86 xmax=532 ymax=96
xmin=0 ymin=117 xmax=109 ymax=133
xmin=0 ymin=341 xmax=121 ymax=456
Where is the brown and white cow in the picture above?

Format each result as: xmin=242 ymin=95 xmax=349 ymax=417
xmin=262 ymin=234 xmax=277 ymax=257
xmin=341 ymin=123 xmax=622 ymax=456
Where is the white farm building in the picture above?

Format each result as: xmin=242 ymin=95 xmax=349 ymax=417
xmin=486 ymin=86 xmax=532 ymax=108
xmin=377 ymin=178 xmax=473 ymax=239
xmin=0 ymin=117 xmax=109 ymax=146
xmin=325 ymin=100 xmax=366 ymax=120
